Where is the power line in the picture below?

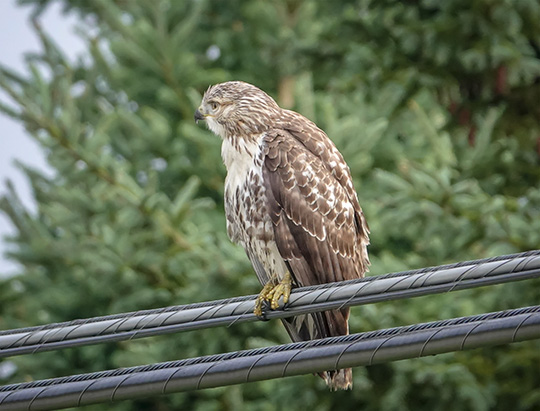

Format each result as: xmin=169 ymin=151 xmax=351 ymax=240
xmin=1 ymin=250 xmax=539 ymax=358
xmin=0 ymin=305 xmax=538 ymax=411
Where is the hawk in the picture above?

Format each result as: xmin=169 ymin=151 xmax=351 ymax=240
xmin=195 ymin=81 xmax=369 ymax=390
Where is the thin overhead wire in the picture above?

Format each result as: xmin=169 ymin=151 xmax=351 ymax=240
xmin=0 ymin=306 xmax=539 ymax=411
xmin=1 ymin=250 xmax=539 ymax=358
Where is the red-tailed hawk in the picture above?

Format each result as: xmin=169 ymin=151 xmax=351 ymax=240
xmin=195 ymin=81 xmax=369 ymax=390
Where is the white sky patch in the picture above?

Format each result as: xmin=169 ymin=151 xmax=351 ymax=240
xmin=206 ymin=45 xmax=221 ymax=61
xmin=150 ymin=157 xmax=168 ymax=171
xmin=0 ymin=1 xmax=86 ymax=276
xmin=0 ymin=361 xmax=17 ymax=379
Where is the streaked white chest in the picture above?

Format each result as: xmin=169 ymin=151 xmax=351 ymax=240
xmin=221 ymin=137 xmax=261 ymax=195
xmin=221 ymin=135 xmax=287 ymax=282
xmin=221 ymin=136 xmax=265 ymax=244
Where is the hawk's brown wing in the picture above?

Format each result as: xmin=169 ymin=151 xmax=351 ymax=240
xmin=262 ymin=122 xmax=369 ymax=389
xmin=262 ymin=123 xmax=369 ymax=289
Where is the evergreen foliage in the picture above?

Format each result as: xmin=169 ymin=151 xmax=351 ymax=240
xmin=1 ymin=0 xmax=539 ymax=409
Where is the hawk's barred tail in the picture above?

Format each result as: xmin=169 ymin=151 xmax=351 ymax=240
xmin=282 ymin=308 xmax=354 ymax=390
xmin=322 ymin=368 xmax=353 ymax=391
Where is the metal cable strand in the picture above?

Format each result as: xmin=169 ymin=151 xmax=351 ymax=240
xmin=0 ymin=306 xmax=538 ymax=411
xmin=1 ymin=251 xmax=540 ymax=358
xmin=3 ymin=249 xmax=537 ymax=336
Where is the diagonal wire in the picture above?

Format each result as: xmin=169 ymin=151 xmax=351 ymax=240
xmin=0 ymin=250 xmax=539 ymax=358
xmin=0 ymin=306 xmax=538 ymax=411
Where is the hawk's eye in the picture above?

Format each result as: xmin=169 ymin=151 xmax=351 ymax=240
xmin=210 ymin=102 xmax=219 ymax=110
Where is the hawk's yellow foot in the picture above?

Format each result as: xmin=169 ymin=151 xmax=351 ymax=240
xmin=254 ymin=282 xmax=275 ymax=317
xmin=254 ymin=273 xmax=293 ymax=316
xmin=269 ymin=272 xmax=292 ymax=310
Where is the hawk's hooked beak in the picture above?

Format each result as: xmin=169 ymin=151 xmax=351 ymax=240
xmin=194 ymin=109 xmax=205 ymax=124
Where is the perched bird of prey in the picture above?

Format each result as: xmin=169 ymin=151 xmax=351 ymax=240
xmin=195 ymin=81 xmax=369 ymax=390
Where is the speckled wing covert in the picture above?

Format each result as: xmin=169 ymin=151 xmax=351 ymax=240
xmin=266 ymin=113 xmax=369 ymax=283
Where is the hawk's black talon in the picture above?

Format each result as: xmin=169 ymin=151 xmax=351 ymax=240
xmin=256 ymin=306 xmax=270 ymax=322
xmin=282 ymin=302 xmax=291 ymax=310
xmin=256 ymin=312 xmax=271 ymax=322
xmin=256 ymin=301 xmax=272 ymax=321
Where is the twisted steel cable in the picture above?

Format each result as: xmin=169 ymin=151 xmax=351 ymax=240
xmin=0 ymin=306 xmax=539 ymax=411
xmin=1 ymin=250 xmax=539 ymax=358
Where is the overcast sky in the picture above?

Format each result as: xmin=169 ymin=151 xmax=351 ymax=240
xmin=0 ymin=0 xmax=86 ymax=275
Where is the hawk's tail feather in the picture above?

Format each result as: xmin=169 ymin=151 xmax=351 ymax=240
xmin=281 ymin=308 xmax=354 ymax=390
xmin=320 ymin=368 xmax=353 ymax=391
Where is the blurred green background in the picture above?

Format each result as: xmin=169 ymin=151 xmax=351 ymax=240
xmin=1 ymin=0 xmax=540 ymax=410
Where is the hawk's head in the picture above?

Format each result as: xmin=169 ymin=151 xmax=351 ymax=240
xmin=195 ymin=81 xmax=280 ymax=139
